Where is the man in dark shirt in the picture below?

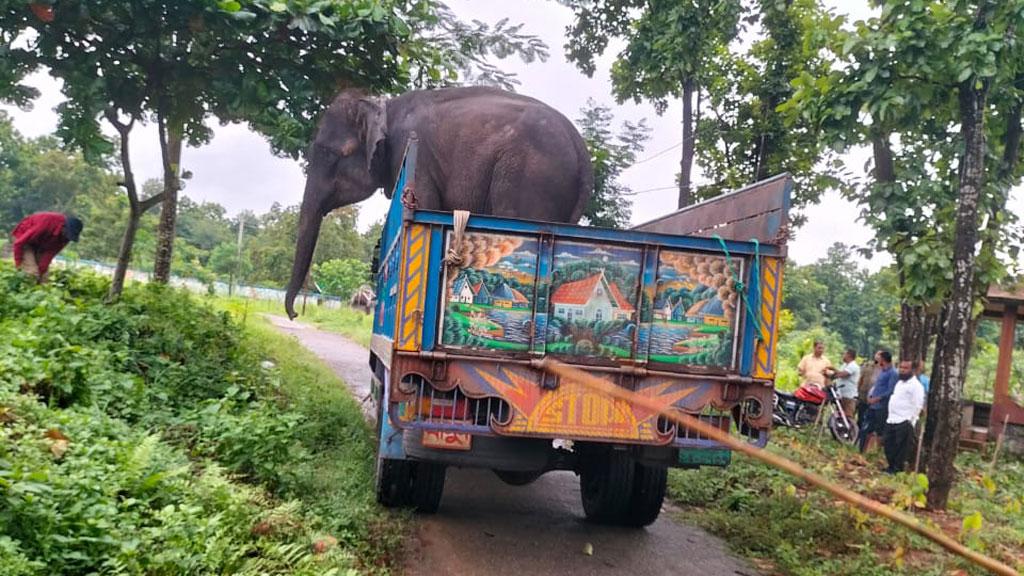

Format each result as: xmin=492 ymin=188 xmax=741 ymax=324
xmin=859 ymin=349 xmax=896 ymax=453
xmin=10 ymin=212 xmax=83 ymax=282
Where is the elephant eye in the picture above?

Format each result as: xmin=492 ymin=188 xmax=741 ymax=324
xmin=311 ymin=142 xmax=341 ymax=164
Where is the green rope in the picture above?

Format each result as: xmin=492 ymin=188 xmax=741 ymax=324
xmin=712 ymin=234 xmax=763 ymax=338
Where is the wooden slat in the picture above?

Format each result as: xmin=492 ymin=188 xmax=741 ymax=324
xmin=634 ymin=173 xmax=792 ymax=244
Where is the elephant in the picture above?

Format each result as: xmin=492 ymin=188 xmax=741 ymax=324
xmin=284 ymin=86 xmax=594 ymax=319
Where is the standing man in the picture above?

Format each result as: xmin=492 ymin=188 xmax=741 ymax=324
xmin=883 ymin=359 xmax=926 ymax=473
xmin=797 ymin=340 xmax=832 ymax=387
xmin=914 ymin=360 xmax=931 ymax=394
xmin=857 ymin=354 xmax=879 ymax=429
xmin=10 ymin=212 xmax=83 ymax=282
xmin=831 ymin=348 xmax=861 ymax=424
xmin=859 ymin=349 xmax=896 ymax=453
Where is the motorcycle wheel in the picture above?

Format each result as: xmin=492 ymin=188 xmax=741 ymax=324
xmin=828 ymin=412 xmax=859 ymax=445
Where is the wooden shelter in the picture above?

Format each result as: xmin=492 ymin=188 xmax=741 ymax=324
xmin=983 ymin=284 xmax=1024 ymax=444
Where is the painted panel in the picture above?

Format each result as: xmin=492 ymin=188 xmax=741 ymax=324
xmin=440 ymin=232 xmax=540 ymax=352
xmin=635 ymin=246 xmax=660 ymax=363
xmin=531 ymin=235 xmax=555 ymax=355
xmin=460 ymin=364 xmax=710 ymax=443
xmin=754 ymin=257 xmax=784 ymax=379
xmin=648 ymin=250 xmax=742 ymax=368
xmin=545 ymin=241 xmax=642 ymax=359
xmin=420 ymin=225 xmax=444 ymax=350
xmin=396 ymin=224 xmax=431 ymax=351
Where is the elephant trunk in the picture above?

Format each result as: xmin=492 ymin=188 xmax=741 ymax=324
xmin=284 ymin=199 xmax=325 ymax=320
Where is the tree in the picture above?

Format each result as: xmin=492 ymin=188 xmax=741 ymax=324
xmin=313 ymin=258 xmax=371 ymax=300
xmin=781 ymin=246 xmax=899 ymax=356
xmin=209 ymin=241 xmax=252 ymax=292
xmin=576 ymin=100 xmax=650 ymax=228
xmin=695 ymin=0 xmax=846 ymax=218
xmin=0 ymin=117 xmax=117 ymax=233
xmin=177 ymin=197 xmax=233 ymax=254
xmin=0 ymin=0 xmax=548 ymax=298
xmin=561 ymin=0 xmax=742 ymax=208
xmin=562 ymin=0 xmax=842 ymax=215
xmin=785 ymin=0 xmax=1024 ymax=509
xmin=246 ymin=203 xmax=368 ymax=286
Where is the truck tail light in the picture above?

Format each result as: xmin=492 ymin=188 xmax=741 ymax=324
xmin=421 ymin=397 xmax=469 ymax=420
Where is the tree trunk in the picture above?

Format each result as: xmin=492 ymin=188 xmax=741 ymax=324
xmin=110 ymin=206 xmax=141 ymax=298
xmin=899 ymin=303 xmax=927 ymax=362
xmin=153 ymin=117 xmax=183 ymax=284
xmin=679 ymin=78 xmax=696 ymax=209
xmin=104 ymin=110 xmax=164 ymax=301
xmin=924 ymin=78 xmax=989 ymax=510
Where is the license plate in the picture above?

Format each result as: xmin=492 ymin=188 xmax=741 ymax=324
xmin=421 ymin=430 xmax=472 ymax=451
xmin=678 ymin=448 xmax=732 ymax=467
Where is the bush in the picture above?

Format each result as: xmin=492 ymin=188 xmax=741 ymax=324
xmin=0 ymin=263 xmax=392 ymax=574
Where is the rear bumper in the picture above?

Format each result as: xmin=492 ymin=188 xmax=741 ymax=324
xmin=385 ymin=354 xmax=772 ymax=452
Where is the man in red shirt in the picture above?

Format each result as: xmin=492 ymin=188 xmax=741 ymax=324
xmin=10 ymin=212 xmax=83 ymax=282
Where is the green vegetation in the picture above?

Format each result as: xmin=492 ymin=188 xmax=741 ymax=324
xmin=669 ymin=428 xmax=1024 ymax=575
xmin=219 ymin=297 xmax=374 ymax=349
xmin=314 ymin=259 xmax=373 ymax=302
xmin=0 ymin=264 xmax=399 ymax=574
xmin=576 ymin=100 xmax=651 ymax=228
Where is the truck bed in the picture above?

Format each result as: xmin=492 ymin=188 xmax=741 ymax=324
xmin=370 ymin=140 xmax=787 ymax=455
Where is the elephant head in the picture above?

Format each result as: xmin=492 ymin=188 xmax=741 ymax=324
xmin=285 ymin=91 xmax=387 ymax=319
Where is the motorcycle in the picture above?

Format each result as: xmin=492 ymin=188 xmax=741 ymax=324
xmin=773 ymin=382 xmax=859 ymax=445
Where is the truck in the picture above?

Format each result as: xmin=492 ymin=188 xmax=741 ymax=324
xmin=368 ymin=139 xmax=790 ymax=526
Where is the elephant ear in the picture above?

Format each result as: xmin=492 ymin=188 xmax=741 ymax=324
xmin=359 ymin=97 xmax=387 ymax=182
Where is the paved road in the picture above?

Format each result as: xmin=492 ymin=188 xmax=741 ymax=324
xmin=266 ymin=315 xmax=756 ymax=576
xmin=264 ymin=314 xmax=375 ymax=420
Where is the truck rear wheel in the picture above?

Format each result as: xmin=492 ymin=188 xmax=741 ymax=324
xmin=621 ymin=463 xmax=667 ymax=527
xmin=375 ymin=456 xmax=447 ymax=513
xmin=376 ymin=457 xmax=413 ymax=508
xmin=580 ymin=450 xmax=635 ymax=522
xmin=409 ymin=461 xmax=447 ymax=513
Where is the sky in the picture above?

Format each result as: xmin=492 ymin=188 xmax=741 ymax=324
xmin=2 ymin=0 xmax=1022 ymax=270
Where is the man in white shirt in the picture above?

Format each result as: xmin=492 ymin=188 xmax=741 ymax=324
xmin=883 ymin=359 xmax=926 ymax=474
xmin=830 ymin=348 xmax=861 ymax=425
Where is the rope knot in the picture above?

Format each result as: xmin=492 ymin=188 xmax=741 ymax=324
xmin=443 ymin=210 xmax=471 ymax=272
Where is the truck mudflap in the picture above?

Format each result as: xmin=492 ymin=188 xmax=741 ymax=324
xmin=386 ymin=357 xmax=771 ymax=450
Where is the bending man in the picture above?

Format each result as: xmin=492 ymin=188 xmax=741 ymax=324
xmin=10 ymin=212 xmax=83 ymax=282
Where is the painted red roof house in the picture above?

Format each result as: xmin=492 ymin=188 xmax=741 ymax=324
xmin=551 ymin=270 xmax=635 ymax=322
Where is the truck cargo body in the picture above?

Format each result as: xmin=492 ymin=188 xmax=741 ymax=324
xmin=368 ymin=141 xmax=788 ymax=522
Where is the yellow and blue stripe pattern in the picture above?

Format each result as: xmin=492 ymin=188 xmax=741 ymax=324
xmin=396 ymin=224 xmax=430 ymax=351
xmin=754 ymin=257 xmax=783 ymax=379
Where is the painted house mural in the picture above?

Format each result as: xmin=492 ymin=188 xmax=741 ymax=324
xmin=441 ymin=232 xmax=538 ymax=352
xmin=546 ymin=241 xmax=641 ymax=359
xmin=551 ymin=270 xmax=635 ymax=322
xmin=647 ymin=249 xmax=741 ymax=367
xmin=440 ymin=232 xmax=741 ymax=366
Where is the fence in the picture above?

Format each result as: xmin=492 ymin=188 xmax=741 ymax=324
xmin=58 ymin=257 xmax=347 ymax=309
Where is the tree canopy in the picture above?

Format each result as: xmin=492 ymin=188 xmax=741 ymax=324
xmin=576 ymin=100 xmax=650 ymax=228
xmin=0 ymin=0 xmax=548 ymax=292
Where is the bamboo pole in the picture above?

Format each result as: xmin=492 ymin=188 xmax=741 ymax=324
xmin=536 ymin=358 xmax=1019 ymax=576
xmin=989 ymin=414 xmax=1011 ymax=473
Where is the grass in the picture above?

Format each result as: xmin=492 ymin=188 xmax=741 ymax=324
xmin=234 ymin=318 xmax=405 ymax=572
xmin=217 ymin=297 xmax=374 ymax=348
xmin=668 ymin=427 xmax=1024 ymax=575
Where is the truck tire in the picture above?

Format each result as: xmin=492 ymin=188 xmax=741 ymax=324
xmin=580 ymin=450 xmax=635 ymax=522
xmin=409 ymin=461 xmax=447 ymax=513
xmin=375 ymin=456 xmax=413 ymax=508
xmin=494 ymin=469 xmax=544 ymax=486
xmin=621 ymin=463 xmax=668 ymax=527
